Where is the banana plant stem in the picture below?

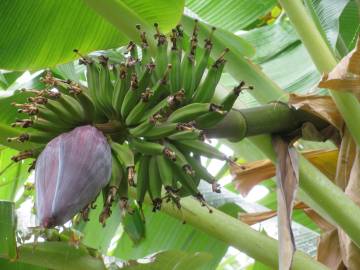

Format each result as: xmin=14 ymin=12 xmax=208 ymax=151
xmin=205 ymin=103 xmax=328 ymax=139
xmin=278 ymin=0 xmax=360 ymax=147
xmin=128 ymin=189 xmax=328 ymax=270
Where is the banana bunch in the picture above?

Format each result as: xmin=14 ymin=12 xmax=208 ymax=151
xmin=9 ymin=20 xmax=252 ymax=226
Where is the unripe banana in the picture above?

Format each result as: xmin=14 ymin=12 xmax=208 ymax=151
xmin=128 ymin=137 xmax=165 ymax=156
xmin=7 ymin=131 xmax=56 ymax=145
xmin=98 ymin=56 xmax=115 ymax=116
xmin=156 ymin=155 xmax=175 ymax=190
xmin=154 ymin=23 xmax=168 ymax=79
xmin=167 ymin=129 xmax=204 ymax=141
xmin=193 ymin=27 xmax=215 ymax=90
xmin=128 ymin=118 xmax=155 ymax=137
xmin=142 ymin=122 xmax=179 ymax=140
xmin=148 ymin=156 xmax=162 ymax=211
xmin=112 ymin=64 xmax=129 ymax=117
xmin=100 ymin=153 xmax=124 ymax=226
xmin=125 ymin=88 xmax=153 ymax=126
xmin=195 ymin=82 xmax=250 ymax=128
xmin=186 ymin=155 xmax=220 ymax=193
xmin=167 ymin=103 xmax=225 ymax=123
xmin=173 ymin=139 xmax=228 ymax=161
xmin=136 ymin=155 xmax=150 ymax=208
xmin=121 ymin=63 xmax=154 ymax=118
xmin=169 ymin=30 xmax=181 ymax=93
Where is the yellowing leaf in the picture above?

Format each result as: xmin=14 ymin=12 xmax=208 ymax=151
xmin=231 ymin=149 xmax=338 ymax=195
xmin=289 ymin=93 xmax=344 ymax=131
xmin=318 ymin=37 xmax=360 ymax=101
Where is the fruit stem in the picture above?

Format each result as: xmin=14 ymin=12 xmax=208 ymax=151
xmin=204 ymin=102 xmax=329 ymax=140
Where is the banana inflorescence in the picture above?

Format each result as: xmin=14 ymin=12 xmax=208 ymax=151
xmin=9 ymin=21 xmax=252 ymax=227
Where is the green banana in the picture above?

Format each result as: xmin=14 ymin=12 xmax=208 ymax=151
xmin=186 ymin=154 xmax=220 ymax=193
xmin=169 ymin=29 xmax=181 ymax=93
xmin=128 ymin=137 xmax=164 ymax=156
xmin=136 ymin=24 xmax=151 ymax=67
xmin=128 ymin=118 xmax=155 ymax=137
xmin=140 ymin=89 xmax=185 ymax=123
xmin=111 ymin=143 xmax=135 ymax=186
xmin=8 ymin=131 xmax=56 ymax=145
xmin=147 ymin=64 xmax=172 ymax=108
xmin=148 ymin=156 xmax=162 ymax=211
xmin=171 ymin=161 xmax=199 ymax=196
xmin=112 ymin=63 xmax=129 ymax=117
xmin=192 ymin=48 xmax=229 ymax=103
xmin=100 ymin=153 xmax=124 ymax=225
xmin=142 ymin=122 xmax=179 ymax=140
xmin=167 ymin=103 xmax=225 ymax=123
xmin=182 ymin=20 xmax=199 ymax=99
xmin=98 ymin=56 xmax=115 ymax=113
xmin=195 ymin=82 xmax=253 ymax=128
xmin=181 ymin=53 xmax=195 ymax=100
xmin=167 ymin=129 xmax=204 ymax=141
xmin=121 ymin=63 xmax=154 ymax=118
xmin=136 ymin=155 xmax=150 ymax=208
xmin=11 ymin=148 xmax=43 ymax=162
xmin=125 ymin=88 xmax=153 ymax=126
xmin=156 ymin=155 xmax=175 ymax=191
xmin=68 ymin=85 xmax=96 ymax=122
xmin=173 ymin=139 xmax=228 ymax=161
xmin=164 ymin=142 xmax=194 ymax=176
xmin=11 ymin=118 xmax=66 ymax=134
xmin=175 ymin=24 xmax=184 ymax=60
xmin=78 ymin=55 xmax=101 ymax=110
xmin=47 ymin=92 xmax=86 ymax=123
xmin=118 ymin=165 xmax=129 ymax=211
xmin=154 ymin=23 xmax=168 ymax=79
xmin=193 ymin=27 xmax=215 ymax=90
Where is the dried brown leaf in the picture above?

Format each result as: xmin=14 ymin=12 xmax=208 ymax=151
xmin=317 ymin=229 xmax=346 ymax=270
xmin=272 ymin=136 xmax=299 ymax=270
xmin=239 ymin=210 xmax=277 ymax=225
xmin=303 ymin=208 xmax=334 ymax=232
xmin=239 ymin=202 xmax=321 ymax=226
xmin=318 ymin=37 xmax=360 ymax=101
xmin=289 ymin=93 xmax=344 ymax=131
xmin=230 ymin=159 xmax=275 ymax=196
xmin=339 ymin=148 xmax=360 ymax=269
xmin=231 ymin=149 xmax=338 ymax=196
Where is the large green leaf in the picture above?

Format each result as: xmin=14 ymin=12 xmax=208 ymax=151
xmin=0 ymin=201 xmax=17 ymax=260
xmin=113 ymin=203 xmax=228 ymax=270
xmin=240 ymin=17 xmax=298 ymax=64
xmin=0 ymin=71 xmax=23 ymax=90
xmin=120 ymin=250 xmax=212 ymax=270
xmin=0 ymin=259 xmax=47 ymax=270
xmin=0 ymin=0 xmax=184 ymax=70
xmin=0 ymin=148 xmax=31 ymax=201
xmin=338 ymin=0 xmax=360 ymax=52
xmin=84 ymin=0 xmax=185 ymax=52
xmin=304 ymin=0 xmax=352 ymax=52
xmin=73 ymin=195 xmax=122 ymax=253
xmin=12 ymin=242 xmax=105 ymax=270
xmin=185 ymin=0 xmax=277 ymax=32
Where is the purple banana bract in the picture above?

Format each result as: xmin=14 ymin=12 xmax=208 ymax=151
xmin=35 ymin=125 xmax=112 ymax=228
